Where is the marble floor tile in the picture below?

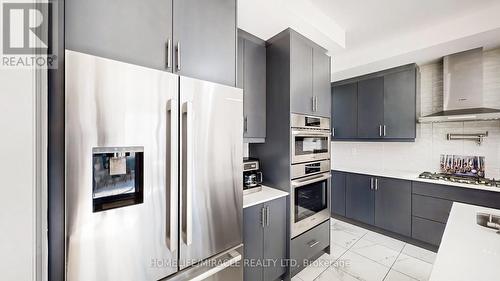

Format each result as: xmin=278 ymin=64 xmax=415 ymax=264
xmin=392 ymin=253 xmax=433 ymax=281
xmin=384 ymin=270 xmax=419 ymax=281
xmin=350 ymin=239 xmax=401 ymax=267
xmin=315 ymin=265 xmax=359 ymax=281
xmin=331 ymin=219 xmax=369 ymax=237
xmin=401 ymin=244 xmax=436 ymax=264
xmin=331 ymin=229 xmax=363 ymax=249
xmin=362 ymin=230 xmax=406 ymax=252
xmin=331 ymin=242 xmax=349 ymax=260
xmin=296 ymin=253 xmax=339 ymax=281
xmin=336 ymin=250 xmax=390 ymax=281
xmin=292 ymin=276 xmax=304 ymax=281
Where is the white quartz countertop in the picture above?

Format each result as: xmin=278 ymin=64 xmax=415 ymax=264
xmin=243 ymin=185 xmax=289 ymax=209
xmin=430 ymin=202 xmax=500 ymax=281
xmin=332 ymin=168 xmax=500 ymax=193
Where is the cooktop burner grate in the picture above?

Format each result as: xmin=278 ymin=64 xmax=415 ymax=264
xmin=418 ymin=172 xmax=500 ymax=187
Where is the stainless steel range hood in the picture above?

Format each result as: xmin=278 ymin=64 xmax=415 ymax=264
xmin=419 ymin=48 xmax=500 ymax=123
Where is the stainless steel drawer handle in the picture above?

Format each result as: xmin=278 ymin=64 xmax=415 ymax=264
xmin=308 ymin=240 xmax=320 ymax=248
xmin=166 ymin=39 xmax=172 ymax=69
xmin=176 ymin=41 xmax=181 ymax=72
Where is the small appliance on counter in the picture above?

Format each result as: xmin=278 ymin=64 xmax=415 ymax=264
xmin=243 ymin=158 xmax=263 ymax=195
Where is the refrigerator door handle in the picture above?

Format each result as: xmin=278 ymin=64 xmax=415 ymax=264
xmin=167 ymin=99 xmax=178 ymax=253
xmin=182 ymin=101 xmax=193 ymax=246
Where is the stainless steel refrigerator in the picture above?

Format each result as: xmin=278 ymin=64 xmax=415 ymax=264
xmin=65 ymin=50 xmax=243 ymax=281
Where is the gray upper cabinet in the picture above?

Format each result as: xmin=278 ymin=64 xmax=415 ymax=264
xmin=332 ymin=83 xmax=358 ymax=139
xmin=66 ymin=0 xmax=173 ymax=71
xmin=374 ymin=177 xmax=411 ymax=236
xmin=238 ymin=30 xmax=266 ymax=142
xmin=313 ymin=48 xmax=332 ymax=117
xmin=357 ymin=77 xmax=384 ymax=138
xmin=67 ymin=0 xmax=237 ymax=86
xmin=331 ymin=64 xmax=417 ymax=141
xmin=290 ymin=34 xmax=314 ymax=115
xmin=346 ymin=173 xmax=374 ymax=225
xmin=384 ymin=68 xmax=417 ymax=139
xmin=173 ymin=0 xmax=237 ymax=86
xmin=243 ymin=197 xmax=287 ymax=281
xmin=289 ymin=31 xmax=331 ymax=117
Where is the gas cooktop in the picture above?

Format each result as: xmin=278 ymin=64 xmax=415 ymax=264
xmin=419 ymin=172 xmax=500 ymax=187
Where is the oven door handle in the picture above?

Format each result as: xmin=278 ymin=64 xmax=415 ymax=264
xmin=291 ymin=130 xmax=331 ymax=137
xmin=291 ymin=173 xmax=331 ymax=188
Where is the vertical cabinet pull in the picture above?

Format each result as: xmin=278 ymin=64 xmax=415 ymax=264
xmin=383 ymin=125 xmax=386 ymax=137
xmin=379 ymin=125 xmax=382 ymax=137
xmin=166 ymin=39 xmax=172 ymax=69
xmin=266 ymin=206 xmax=270 ymax=227
xmin=176 ymin=42 xmax=181 ymax=72
xmin=244 ymin=116 xmax=248 ymax=133
xmin=312 ymin=97 xmax=315 ymax=112
xmin=370 ymin=177 xmax=374 ymax=190
xmin=261 ymin=207 xmax=266 ymax=228
xmin=332 ymin=128 xmax=335 ymax=137
xmin=375 ymin=178 xmax=379 ymax=191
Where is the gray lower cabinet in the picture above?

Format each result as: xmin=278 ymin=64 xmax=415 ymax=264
xmin=238 ymin=30 xmax=266 ymax=141
xmin=412 ymin=217 xmax=446 ymax=246
xmin=331 ymin=171 xmax=346 ymax=216
xmin=383 ymin=68 xmax=416 ymax=139
xmin=357 ymin=77 xmax=384 ymax=138
xmin=243 ymin=197 xmax=287 ymax=281
xmin=173 ymin=0 xmax=236 ymax=86
xmin=346 ymin=173 xmax=375 ymax=225
xmin=331 ymin=83 xmax=358 ymax=139
xmin=66 ymin=0 xmax=173 ymax=71
xmin=374 ymin=178 xmax=411 ymax=236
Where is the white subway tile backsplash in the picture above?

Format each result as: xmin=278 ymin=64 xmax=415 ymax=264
xmin=332 ymin=51 xmax=500 ymax=177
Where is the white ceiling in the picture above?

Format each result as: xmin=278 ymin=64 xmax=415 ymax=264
xmin=238 ymin=0 xmax=500 ymax=81
xmin=310 ymin=0 xmax=498 ymax=49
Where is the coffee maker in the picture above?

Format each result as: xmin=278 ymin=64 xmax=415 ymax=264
xmin=243 ymin=158 xmax=263 ymax=195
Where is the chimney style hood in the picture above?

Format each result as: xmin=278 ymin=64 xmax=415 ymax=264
xmin=419 ymin=48 xmax=500 ymax=123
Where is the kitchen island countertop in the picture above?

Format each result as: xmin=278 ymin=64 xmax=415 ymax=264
xmin=430 ymin=202 xmax=500 ymax=281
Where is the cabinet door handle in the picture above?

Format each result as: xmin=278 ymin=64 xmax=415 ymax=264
xmin=332 ymin=128 xmax=335 ymax=137
xmin=266 ymin=206 xmax=270 ymax=227
xmin=379 ymin=125 xmax=382 ymax=137
xmin=244 ymin=116 xmax=248 ymax=133
xmin=261 ymin=207 xmax=266 ymax=228
xmin=176 ymin=41 xmax=181 ymax=72
xmin=383 ymin=125 xmax=386 ymax=137
xmin=166 ymin=39 xmax=172 ymax=69
xmin=370 ymin=177 xmax=374 ymax=190
xmin=308 ymin=240 xmax=320 ymax=248
xmin=375 ymin=178 xmax=379 ymax=191
xmin=312 ymin=97 xmax=315 ymax=112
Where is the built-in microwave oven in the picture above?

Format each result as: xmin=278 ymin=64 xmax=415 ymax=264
xmin=290 ymin=114 xmax=331 ymax=164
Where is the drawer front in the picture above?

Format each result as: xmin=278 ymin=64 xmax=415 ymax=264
xmin=412 ymin=195 xmax=453 ymax=224
xmin=412 ymin=181 xmax=500 ymax=209
xmin=291 ymin=220 xmax=329 ymax=276
xmin=412 ymin=216 xmax=446 ymax=246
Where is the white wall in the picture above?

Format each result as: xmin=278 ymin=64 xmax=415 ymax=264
xmin=332 ymin=48 xmax=500 ymax=178
xmin=0 ymin=66 xmax=39 ymax=281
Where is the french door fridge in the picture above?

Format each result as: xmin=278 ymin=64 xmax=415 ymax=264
xmin=65 ymin=50 xmax=243 ymax=281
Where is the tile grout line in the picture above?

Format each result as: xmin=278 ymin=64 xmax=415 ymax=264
xmin=382 ymin=242 xmax=406 ymax=281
